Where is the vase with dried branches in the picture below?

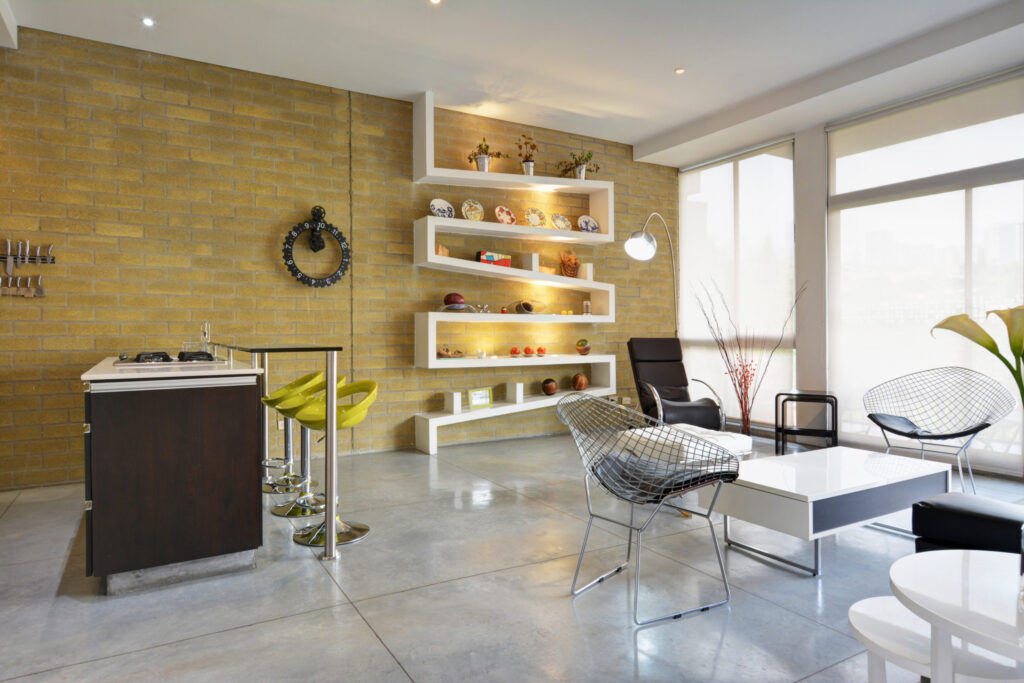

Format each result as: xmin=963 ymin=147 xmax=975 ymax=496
xmin=695 ymin=282 xmax=806 ymax=435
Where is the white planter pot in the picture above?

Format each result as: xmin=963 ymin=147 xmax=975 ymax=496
xmin=574 ymin=164 xmax=586 ymax=179
xmin=474 ymin=154 xmax=490 ymax=172
xmin=522 ymin=160 xmax=535 ymax=176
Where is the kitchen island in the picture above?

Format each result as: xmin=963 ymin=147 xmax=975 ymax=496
xmin=82 ymin=357 xmax=264 ymax=593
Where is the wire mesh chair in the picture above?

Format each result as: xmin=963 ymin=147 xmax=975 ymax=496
xmin=863 ymin=367 xmax=1014 ymax=494
xmin=556 ymin=392 xmax=740 ymax=626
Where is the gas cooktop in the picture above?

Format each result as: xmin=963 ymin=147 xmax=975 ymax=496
xmin=114 ymin=351 xmax=226 ymax=366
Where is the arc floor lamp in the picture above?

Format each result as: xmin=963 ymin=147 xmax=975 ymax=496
xmin=624 ymin=211 xmax=678 ymax=337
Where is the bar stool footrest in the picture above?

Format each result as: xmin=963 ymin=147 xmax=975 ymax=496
xmin=271 ymin=493 xmax=326 ymax=518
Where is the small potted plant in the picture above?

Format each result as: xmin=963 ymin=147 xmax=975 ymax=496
xmin=557 ymin=150 xmax=600 ymax=179
xmin=516 ymin=133 xmax=538 ymax=176
xmin=466 ymin=137 xmax=509 ymax=173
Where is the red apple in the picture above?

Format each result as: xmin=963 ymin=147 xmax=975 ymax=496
xmin=536 ymin=346 xmax=546 ymax=356
xmin=444 ymin=292 xmax=465 ymax=305
xmin=524 ymin=346 xmax=535 ymax=355
xmin=510 ymin=347 xmax=520 ymax=356
xmin=500 ymin=307 xmax=508 ymax=314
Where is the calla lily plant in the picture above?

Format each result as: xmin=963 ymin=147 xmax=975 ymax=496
xmin=932 ymin=306 xmax=1024 ymax=405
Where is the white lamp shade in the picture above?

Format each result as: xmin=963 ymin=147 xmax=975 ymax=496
xmin=624 ymin=230 xmax=657 ymax=261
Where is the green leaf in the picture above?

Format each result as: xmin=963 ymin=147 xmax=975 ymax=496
xmin=931 ymin=314 xmax=1000 ymax=355
xmin=987 ymin=306 xmax=1024 ymax=359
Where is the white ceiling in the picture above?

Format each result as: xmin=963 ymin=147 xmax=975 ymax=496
xmin=4 ymin=0 xmax=1023 ymax=167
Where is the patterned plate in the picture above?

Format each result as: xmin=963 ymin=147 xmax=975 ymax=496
xmin=430 ymin=198 xmax=455 ymax=218
xmin=461 ymin=198 xmax=484 ymax=221
xmin=524 ymin=207 xmax=546 ymax=227
xmin=495 ymin=205 xmax=516 ymax=224
xmin=550 ymin=213 xmax=572 ymax=230
xmin=577 ymin=215 xmax=600 ymax=232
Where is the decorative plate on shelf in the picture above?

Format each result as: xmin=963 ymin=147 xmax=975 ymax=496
xmin=524 ymin=207 xmax=546 ymax=227
xmin=495 ymin=205 xmax=516 ymax=224
xmin=577 ymin=215 xmax=600 ymax=232
xmin=461 ymin=199 xmax=484 ymax=221
xmin=430 ymin=198 xmax=455 ymax=218
xmin=550 ymin=213 xmax=572 ymax=231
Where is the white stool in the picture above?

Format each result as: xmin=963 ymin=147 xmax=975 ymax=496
xmin=848 ymin=596 xmax=1024 ymax=682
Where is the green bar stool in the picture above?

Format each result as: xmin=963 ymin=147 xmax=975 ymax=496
xmin=292 ymin=380 xmax=378 ymax=547
xmin=261 ymin=371 xmax=324 ymax=494
xmin=266 ymin=375 xmax=348 ymax=516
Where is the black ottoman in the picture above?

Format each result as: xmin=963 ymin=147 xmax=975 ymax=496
xmin=912 ymin=492 xmax=1024 ymax=554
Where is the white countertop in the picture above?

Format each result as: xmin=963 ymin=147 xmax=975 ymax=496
xmin=734 ymin=446 xmax=950 ymax=502
xmin=82 ymin=357 xmax=263 ymax=381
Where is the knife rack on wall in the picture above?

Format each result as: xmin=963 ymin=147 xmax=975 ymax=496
xmin=2 ymin=275 xmax=45 ymax=298
xmin=3 ymin=239 xmax=55 ymax=299
xmin=2 ymin=240 xmax=57 ymax=268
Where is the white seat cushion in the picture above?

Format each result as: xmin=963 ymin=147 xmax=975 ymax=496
xmin=669 ymin=423 xmax=752 ymax=455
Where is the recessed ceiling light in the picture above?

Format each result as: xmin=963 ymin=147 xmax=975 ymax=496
xmin=674 ymin=67 xmax=686 ymax=75
xmin=430 ymin=0 xmax=441 ymax=4
xmin=142 ymin=17 xmax=155 ymax=27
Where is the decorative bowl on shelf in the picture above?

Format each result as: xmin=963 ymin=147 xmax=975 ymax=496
xmin=511 ymin=299 xmax=546 ymax=314
xmin=438 ymin=303 xmax=478 ymax=312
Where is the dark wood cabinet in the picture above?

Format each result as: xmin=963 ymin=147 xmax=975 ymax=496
xmin=84 ymin=375 xmax=262 ymax=577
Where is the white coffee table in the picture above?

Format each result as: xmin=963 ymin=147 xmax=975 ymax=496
xmin=890 ymin=549 xmax=1024 ymax=683
xmin=697 ymin=446 xmax=950 ymax=575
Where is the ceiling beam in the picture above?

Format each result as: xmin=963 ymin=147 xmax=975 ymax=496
xmin=634 ymin=0 xmax=1024 ymax=168
xmin=0 ymin=0 xmax=17 ymax=49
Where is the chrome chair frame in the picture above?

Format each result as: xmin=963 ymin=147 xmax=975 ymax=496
xmin=863 ymin=366 xmax=1014 ymax=495
xmin=639 ymin=379 xmax=726 ymax=430
xmin=571 ymin=476 xmax=731 ymax=626
xmin=557 ymin=392 xmax=739 ymax=626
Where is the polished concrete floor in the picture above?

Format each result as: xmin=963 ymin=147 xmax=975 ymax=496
xmin=2 ymin=435 xmax=1023 ymax=682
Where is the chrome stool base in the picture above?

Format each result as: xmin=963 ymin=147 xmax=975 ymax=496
xmin=293 ymin=517 xmax=369 ymax=547
xmin=271 ymin=493 xmax=325 ymax=518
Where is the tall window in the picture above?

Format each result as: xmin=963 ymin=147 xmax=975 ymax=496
xmin=679 ymin=142 xmax=796 ymax=426
xmin=828 ymin=75 xmax=1024 ymax=474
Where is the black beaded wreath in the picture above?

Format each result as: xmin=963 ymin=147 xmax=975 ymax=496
xmin=282 ymin=206 xmax=351 ymax=288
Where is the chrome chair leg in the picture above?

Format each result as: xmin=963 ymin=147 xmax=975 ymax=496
xmin=570 ymin=478 xmax=629 ymax=595
xmin=570 ymin=517 xmax=630 ymax=596
xmin=956 ymin=442 xmax=977 ymax=494
xmin=633 ymin=482 xmax=731 ymax=626
xmin=272 ymin=426 xmax=323 ymax=517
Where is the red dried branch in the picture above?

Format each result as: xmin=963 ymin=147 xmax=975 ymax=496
xmin=695 ymin=280 xmax=806 ymax=432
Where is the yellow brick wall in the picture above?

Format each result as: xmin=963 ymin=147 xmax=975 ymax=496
xmin=0 ymin=29 xmax=678 ymax=489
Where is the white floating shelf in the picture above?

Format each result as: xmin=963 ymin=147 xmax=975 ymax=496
xmin=424 ymin=255 xmax=612 ymax=292
xmin=422 ymin=352 xmax=614 ymax=371
xmin=414 ymin=384 xmax=615 ymax=455
xmin=414 ymin=219 xmax=616 ymax=318
xmin=415 ymin=312 xmax=613 ymax=369
xmin=410 ymin=90 xmax=620 ymax=456
xmin=422 ymin=216 xmax=612 ymax=244
xmin=426 ymin=312 xmax=612 ymax=324
xmin=415 ymin=167 xmax=614 ymax=195
xmin=413 ymin=92 xmax=613 ymax=237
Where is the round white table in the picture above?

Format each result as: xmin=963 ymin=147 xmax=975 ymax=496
xmin=890 ymin=549 xmax=1024 ymax=683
